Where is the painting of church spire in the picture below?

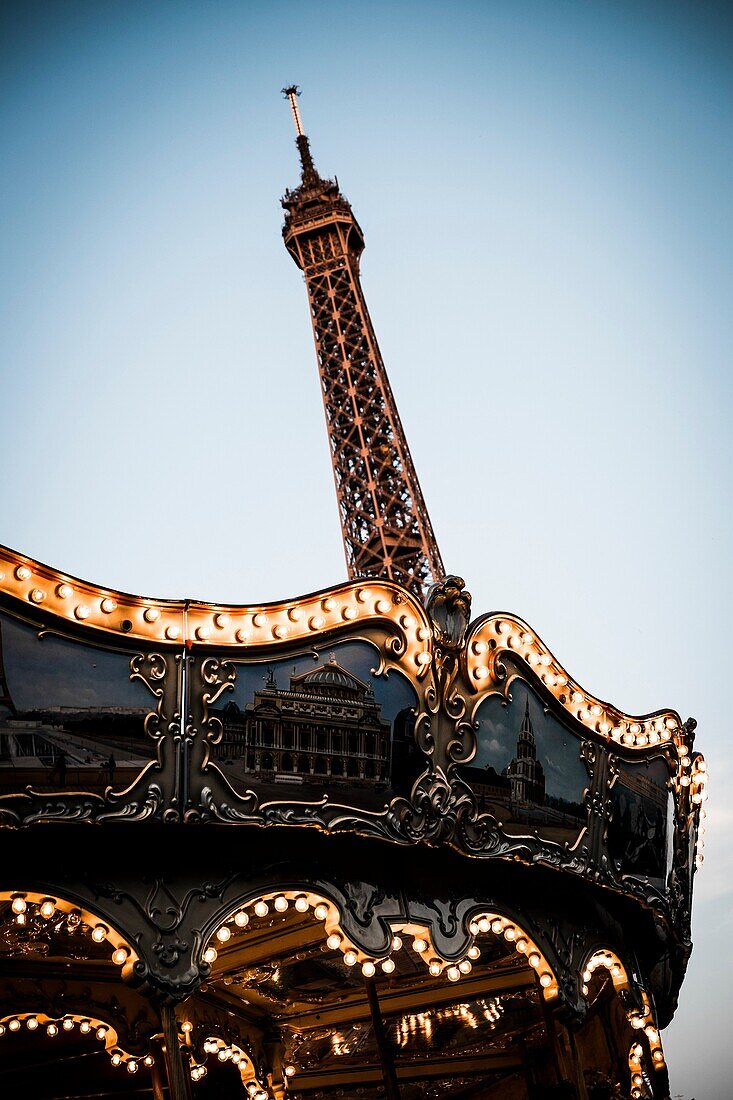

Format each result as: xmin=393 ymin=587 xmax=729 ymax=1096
xmin=505 ymin=697 xmax=546 ymax=805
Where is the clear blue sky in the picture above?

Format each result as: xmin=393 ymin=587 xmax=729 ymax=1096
xmin=1 ymin=3 xmax=730 ymax=1095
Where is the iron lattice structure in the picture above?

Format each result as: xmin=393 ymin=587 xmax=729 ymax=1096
xmin=281 ymin=87 xmax=444 ymax=597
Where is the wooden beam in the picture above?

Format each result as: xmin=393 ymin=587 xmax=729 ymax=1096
xmin=289 ymin=1051 xmax=523 ymax=1090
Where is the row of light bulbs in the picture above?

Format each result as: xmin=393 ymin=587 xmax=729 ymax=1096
xmin=3 ymin=558 xmax=430 ymax=666
xmin=203 ymin=892 xmax=558 ymax=999
xmin=690 ymin=758 xmax=708 ymax=870
xmin=7 ymin=895 xmax=131 ymax=967
xmin=582 ymin=952 xmax=666 ymax=1073
xmin=471 ymin=619 xmax=682 ymax=750
xmin=0 ymin=1013 xmax=151 ymax=1072
xmin=629 ymin=1042 xmax=653 ymax=1099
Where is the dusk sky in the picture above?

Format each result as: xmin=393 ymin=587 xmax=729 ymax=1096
xmin=1 ymin=2 xmax=730 ymax=1095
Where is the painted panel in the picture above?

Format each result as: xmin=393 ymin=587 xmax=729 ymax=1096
xmin=0 ymin=611 xmax=158 ymax=797
xmin=204 ymin=640 xmax=420 ymax=811
xmin=461 ymin=682 xmax=589 ymax=846
xmin=608 ymin=757 xmax=673 ymax=883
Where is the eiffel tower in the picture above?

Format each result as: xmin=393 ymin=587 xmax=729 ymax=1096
xmin=0 ymin=619 xmax=16 ymax=716
xmin=281 ymin=86 xmax=445 ymax=598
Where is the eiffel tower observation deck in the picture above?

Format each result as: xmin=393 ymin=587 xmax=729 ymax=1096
xmin=0 ymin=88 xmax=705 ymax=1100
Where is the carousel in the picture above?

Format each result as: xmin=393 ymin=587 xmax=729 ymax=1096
xmin=0 ymin=90 xmax=705 ymax=1100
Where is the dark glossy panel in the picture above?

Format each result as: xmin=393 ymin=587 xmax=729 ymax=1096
xmin=205 ymin=640 xmax=420 ymax=811
xmin=0 ymin=611 xmax=157 ymax=796
xmin=461 ymin=682 xmax=589 ymax=845
xmin=608 ymin=757 xmax=673 ymax=883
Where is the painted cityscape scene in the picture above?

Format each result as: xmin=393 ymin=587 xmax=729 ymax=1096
xmin=0 ymin=612 xmax=154 ymax=794
xmin=461 ymin=683 xmax=589 ymax=845
xmin=207 ymin=639 xmax=421 ymax=810
xmin=607 ymin=757 xmax=673 ymax=883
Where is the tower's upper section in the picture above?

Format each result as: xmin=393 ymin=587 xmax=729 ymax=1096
xmin=279 ymin=87 xmax=445 ymax=597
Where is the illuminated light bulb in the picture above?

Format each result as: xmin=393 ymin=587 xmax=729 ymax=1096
xmin=111 ymin=1052 xmax=122 ymax=1066
xmin=231 ymin=1052 xmax=241 ymax=1064
xmin=288 ymin=606 xmax=302 ymax=622
xmin=310 ymin=615 xmax=324 ymax=630
xmin=343 ymin=950 xmax=357 ymax=967
xmin=273 ymin=624 xmax=288 ymax=639
xmin=80 ymin=1021 xmax=91 ymax=1034
xmin=468 ymin=945 xmax=481 ymax=960
xmin=57 ymin=583 xmax=72 ymax=599
xmin=490 ymin=919 xmax=503 ymax=935
xmin=681 ymin=755 xmax=691 ymax=767
xmin=8 ymin=1019 xmax=21 ymax=1031
xmin=458 ymin=960 xmax=472 ymax=975
xmin=294 ymin=895 xmax=309 ymax=913
xmin=235 ymin=628 xmax=249 ymax=643
xmin=416 ymin=652 xmax=431 ymax=667
xmin=342 ymin=606 xmax=357 ymax=620
xmin=203 ymin=946 xmax=217 ymax=964
xmin=96 ymin=1026 xmax=108 ymax=1041
xmin=284 ymin=1064 xmax=296 ymax=1077
xmin=39 ymin=899 xmax=55 ymax=919
xmin=572 ymin=691 xmax=583 ymax=703
xmin=583 ymin=969 xmax=592 ymax=982
xmin=101 ymin=598 xmax=117 ymax=613
xmin=128 ymin=1059 xmax=140 ymax=1073
xmin=611 ymin=965 xmax=622 ymax=978
xmin=528 ymin=952 xmax=540 ymax=969
xmin=527 ymin=653 xmax=538 ymax=666
xmin=417 ymin=626 xmax=430 ymax=641
xmin=47 ymin=1023 xmax=58 ymax=1037
xmin=75 ymin=604 xmax=91 ymax=620
xmin=216 ymin=925 xmax=231 ymax=943
xmin=313 ymin=903 xmax=329 ymax=921
xmin=636 ymin=734 xmax=648 ymax=746
xmin=477 ymin=917 xmax=490 ymax=934
xmin=362 ymin=961 xmax=376 ymax=977
xmin=0 ymin=1024 xmax=5 ymax=1036
xmin=446 ymin=966 xmax=461 ymax=982
xmin=195 ymin=625 xmax=211 ymax=640
xmin=680 ymin=776 xmax=690 ymax=787
xmin=412 ymin=938 xmax=427 ymax=953
xmin=391 ymin=935 xmax=403 ymax=951
xmin=27 ymin=1017 xmax=39 ymax=1030
xmin=468 ymin=920 xmax=479 ymax=935
xmin=474 ymin=666 xmax=489 ymax=681
xmin=62 ymin=1018 xmax=74 ymax=1031
xmin=381 ymin=957 xmax=395 ymax=974
xmin=515 ymin=938 xmax=528 ymax=954
xmin=214 ymin=613 xmax=230 ymax=629
xmin=630 ymin=1015 xmax=644 ymax=1030
xmin=504 ymin=926 xmax=516 ymax=942
xmin=375 ymin=599 xmax=391 ymax=614
xmin=545 ymin=673 xmax=556 ymax=687
xmin=218 ymin=1049 xmax=230 ymax=1061
xmin=112 ymin=948 xmax=128 ymax=966
xmin=539 ymin=973 xmax=553 ymax=988
xmin=144 ymin=1055 xmax=154 ymax=1067
xmin=653 ymin=1050 xmax=664 ymax=1064
xmin=327 ymin=934 xmax=342 ymax=950
xmin=143 ymin=607 xmax=160 ymax=623
xmin=180 ymin=1021 xmax=193 ymax=1034
xmin=600 ymin=721 xmax=611 ymax=733
xmin=29 ymin=588 xmax=45 ymax=603
xmin=429 ymin=960 xmax=442 ymax=976
xmin=274 ymin=895 xmax=289 ymax=912
xmin=581 ymin=983 xmax=588 ymax=995
xmin=15 ymin=912 xmax=25 ymax=925
xmin=623 ymin=732 xmax=634 ymax=746
xmin=92 ymin=925 xmax=108 ymax=943
xmin=473 ymin=640 xmax=487 ymax=655
xmin=15 ymin=565 xmax=31 ymax=581
xmin=11 ymin=896 xmax=26 ymax=914
xmin=254 ymin=900 xmax=269 ymax=917
xmin=165 ymin=625 xmax=181 ymax=641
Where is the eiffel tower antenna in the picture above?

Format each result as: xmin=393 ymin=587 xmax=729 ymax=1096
xmin=280 ymin=87 xmax=445 ymax=598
